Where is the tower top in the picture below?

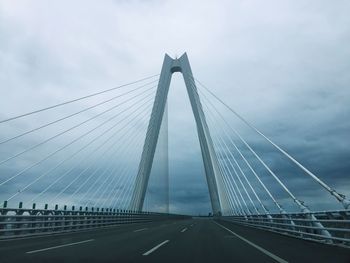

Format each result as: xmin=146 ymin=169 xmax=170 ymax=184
xmin=164 ymin=53 xmax=188 ymax=73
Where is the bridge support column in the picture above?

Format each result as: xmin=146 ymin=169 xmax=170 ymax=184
xmin=129 ymin=53 xmax=223 ymax=215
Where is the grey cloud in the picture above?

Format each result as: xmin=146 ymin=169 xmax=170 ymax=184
xmin=0 ymin=0 xmax=349 ymax=214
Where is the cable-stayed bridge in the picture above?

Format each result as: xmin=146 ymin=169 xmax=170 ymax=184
xmin=0 ymin=53 xmax=349 ymax=262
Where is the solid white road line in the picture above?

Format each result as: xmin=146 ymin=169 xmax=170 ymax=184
xmin=142 ymin=240 xmax=169 ymax=256
xmin=181 ymin=228 xmax=187 ymax=233
xmin=26 ymin=239 xmax=94 ymax=254
xmin=133 ymin=228 xmax=148 ymax=232
xmin=213 ymin=221 xmax=288 ymax=263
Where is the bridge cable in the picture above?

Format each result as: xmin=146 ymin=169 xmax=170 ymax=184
xmin=203 ymin=103 xmax=262 ymax=214
xmin=186 ymin=75 xmax=284 ymax=212
xmin=192 ymin=79 xmax=310 ymax=213
xmin=0 ymin=79 xmax=158 ymax=146
xmin=214 ymin=131 xmax=260 ymax=214
xmin=211 ymin=155 xmax=240 ymax=215
xmin=100 ymin=134 xmax=145 ymax=209
xmin=0 ymin=74 xmax=159 ymax=124
xmin=194 ymin=77 xmax=350 ymax=209
xmin=4 ymin=89 xmax=157 ymax=202
xmin=76 ymin=104 xmax=153 ymax=207
xmin=208 ymin=116 xmax=276 ymax=214
xmin=216 ymin=150 xmax=250 ymax=215
xmin=189 ymin=75 xmax=283 ymax=211
xmin=129 ymin=103 xmax=161 ymax=211
xmin=186 ymin=79 xmax=250 ymax=215
xmin=49 ymin=100 xmax=154 ymax=204
xmin=85 ymin=129 xmax=145 ymax=208
xmin=73 ymin=107 xmax=152 ymax=208
xmin=103 ymin=113 xmax=152 ymax=210
xmin=198 ymin=87 xmax=275 ymax=214
xmin=95 ymin=135 xmax=144 ymax=209
xmin=186 ymin=81 xmax=236 ymax=215
xmin=86 ymin=115 xmax=151 ymax=208
xmin=5 ymin=101 xmax=154 ymax=207
xmin=30 ymin=101 xmax=152 ymax=203
xmin=114 ymin=108 xmax=157 ymax=211
xmin=70 ymin=124 xmax=146 ymax=208
xmin=213 ymin=134 xmax=255 ymax=214
xmin=115 ymin=119 xmax=156 ymax=210
xmin=198 ymin=87 xmax=283 ymax=213
xmin=0 ymin=85 xmax=156 ymax=168
xmin=0 ymin=88 xmax=156 ymax=189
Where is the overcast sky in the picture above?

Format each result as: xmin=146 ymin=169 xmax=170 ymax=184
xmin=0 ymin=0 xmax=349 ymax=215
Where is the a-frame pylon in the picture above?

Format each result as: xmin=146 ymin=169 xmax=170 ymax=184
xmin=129 ymin=53 xmax=225 ymax=215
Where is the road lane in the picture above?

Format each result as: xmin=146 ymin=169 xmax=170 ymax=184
xmin=0 ymin=218 xmax=349 ymax=262
xmin=217 ymin=219 xmax=350 ymax=263
xmin=143 ymin=218 xmax=278 ymax=263
xmin=213 ymin=221 xmax=288 ymax=263
xmin=0 ymin=219 xmax=191 ymax=263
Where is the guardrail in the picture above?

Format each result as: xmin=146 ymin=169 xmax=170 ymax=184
xmin=220 ymin=210 xmax=350 ymax=247
xmin=0 ymin=202 xmax=189 ymax=239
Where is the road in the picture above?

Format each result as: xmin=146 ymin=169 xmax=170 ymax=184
xmin=0 ymin=218 xmax=349 ymax=262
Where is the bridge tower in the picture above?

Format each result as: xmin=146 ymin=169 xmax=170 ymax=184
xmin=129 ymin=53 xmax=224 ymax=215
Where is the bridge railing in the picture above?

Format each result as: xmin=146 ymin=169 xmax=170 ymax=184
xmin=220 ymin=210 xmax=350 ymax=247
xmin=0 ymin=204 xmax=189 ymax=239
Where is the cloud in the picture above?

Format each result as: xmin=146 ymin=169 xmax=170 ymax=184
xmin=0 ymin=0 xmax=349 ymax=214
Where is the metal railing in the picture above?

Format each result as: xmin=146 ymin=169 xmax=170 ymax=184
xmin=0 ymin=202 xmax=189 ymax=239
xmin=220 ymin=210 xmax=350 ymax=247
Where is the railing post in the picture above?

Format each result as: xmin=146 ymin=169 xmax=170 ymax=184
xmin=53 ymin=204 xmax=59 ymax=232
xmin=0 ymin=201 xmax=8 ymax=238
xmin=15 ymin=202 xmax=24 ymax=236
xmin=63 ymin=205 xmax=68 ymax=231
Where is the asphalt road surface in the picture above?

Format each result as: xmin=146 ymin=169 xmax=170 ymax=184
xmin=0 ymin=218 xmax=349 ymax=263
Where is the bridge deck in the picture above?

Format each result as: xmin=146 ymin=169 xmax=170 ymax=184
xmin=0 ymin=219 xmax=349 ymax=263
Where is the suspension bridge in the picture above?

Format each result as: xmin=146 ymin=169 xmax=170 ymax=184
xmin=0 ymin=53 xmax=349 ymax=262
